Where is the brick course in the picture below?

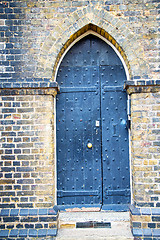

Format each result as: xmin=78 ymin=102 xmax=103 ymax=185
xmin=130 ymin=205 xmax=160 ymax=238
xmin=0 ymin=207 xmax=58 ymax=238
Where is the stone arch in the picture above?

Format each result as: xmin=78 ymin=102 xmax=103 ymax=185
xmin=39 ymin=5 xmax=149 ymax=80
xmin=53 ymin=24 xmax=130 ymax=80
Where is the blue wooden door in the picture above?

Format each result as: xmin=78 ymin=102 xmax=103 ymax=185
xmin=56 ymin=35 xmax=130 ymax=207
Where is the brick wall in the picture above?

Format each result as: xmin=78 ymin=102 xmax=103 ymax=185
xmin=0 ymin=95 xmax=55 ymax=208
xmin=0 ymin=0 xmax=159 ymax=83
xmin=125 ymin=83 xmax=160 ymax=238
xmin=131 ymin=91 xmax=160 ymax=208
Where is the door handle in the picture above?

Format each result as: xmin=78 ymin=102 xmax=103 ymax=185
xmin=87 ymin=143 xmax=92 ymax=148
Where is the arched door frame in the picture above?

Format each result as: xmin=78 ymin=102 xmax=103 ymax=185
xmin=54 ymin=31 xmax=133 ymax=206
xmin=54 ymin=30 xmax=130 ymax=81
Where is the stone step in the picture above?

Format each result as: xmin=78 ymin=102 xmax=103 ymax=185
xmin=58 ymin=211 xmax=131 ymax=228
xmin=56 ymin=228 xmax=134 ymax=240
xmin=57 ymin=211 xmax=133 ymax=239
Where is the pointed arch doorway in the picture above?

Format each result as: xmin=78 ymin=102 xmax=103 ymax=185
xmin=56 ymin=34 xmax=130 ymax=210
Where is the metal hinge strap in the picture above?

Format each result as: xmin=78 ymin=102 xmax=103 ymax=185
xmin=105 ymin=189 xmax=130 ymax=196
xmin=58 ymin=190 xmax=99 ymax=198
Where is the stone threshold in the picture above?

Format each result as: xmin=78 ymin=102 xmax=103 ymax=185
xmin=58 ymin=204 xmax=129 ymax=212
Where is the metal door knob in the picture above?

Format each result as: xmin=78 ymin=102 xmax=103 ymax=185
xmin=87 ymin=143 xmax=92 ymax=148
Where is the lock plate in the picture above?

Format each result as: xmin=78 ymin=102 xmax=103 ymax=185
xmin=96 ymin=120 xmax=100 ymax=127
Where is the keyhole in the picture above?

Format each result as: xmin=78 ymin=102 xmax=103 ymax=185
xmin=113 ymin=125 xmax=116 ymax=135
